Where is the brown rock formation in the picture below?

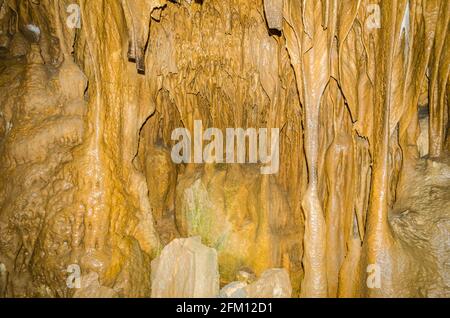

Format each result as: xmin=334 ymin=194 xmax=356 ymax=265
xmin=0 ymin=0 xmax=448 ymax=298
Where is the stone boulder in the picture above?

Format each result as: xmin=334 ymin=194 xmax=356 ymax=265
xmin=246 ymin=269 xmax=292 ymax=298
xmin=151 ymin=237 xmax=219 ymax=298
xmin=219 ymin=281 xmax=248 ymax=298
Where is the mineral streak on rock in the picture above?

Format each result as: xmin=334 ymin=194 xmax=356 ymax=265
xmin=0 ymin=0 xmax=449 ymax=298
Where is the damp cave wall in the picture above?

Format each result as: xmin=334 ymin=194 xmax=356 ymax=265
xmin=0 ymin=0 xmax=448 ymax=297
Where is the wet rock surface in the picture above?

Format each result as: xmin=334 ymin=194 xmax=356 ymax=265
xmin=0 ymin=0 xmax=449 ymax=298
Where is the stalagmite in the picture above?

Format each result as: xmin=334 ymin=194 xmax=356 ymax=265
xmin=0 ymin=0 xmax=449 ymax=299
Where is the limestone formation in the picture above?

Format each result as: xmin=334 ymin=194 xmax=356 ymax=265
xmin=151 ymin=237 xmax=219 ymax=298
xmin=0 ymin=0 xmax=449 ymax=299
xmin=175 ymin=165 xmax=301 ymax=286
xmin=73 ymin=272 xmax=118 ymax=298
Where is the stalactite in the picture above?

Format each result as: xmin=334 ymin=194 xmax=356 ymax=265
xmin=0 ymin=0 xmax=448 ymax=298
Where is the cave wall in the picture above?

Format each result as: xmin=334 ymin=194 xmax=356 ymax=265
xmin=0 ymin=0 xmax=449 ymax=297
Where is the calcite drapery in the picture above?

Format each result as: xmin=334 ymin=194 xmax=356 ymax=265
xmin=0 ymin=0 xmax=449 ymax=298
xmin=151 ymin=237 xmax=219 ymax=298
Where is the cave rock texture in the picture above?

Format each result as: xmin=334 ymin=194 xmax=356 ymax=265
xmin=0 ymin=0 xmax=449 ymax=298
